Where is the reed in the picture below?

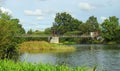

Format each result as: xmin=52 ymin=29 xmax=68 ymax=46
xmin=19 ymin=41 xmax=76 ymax=53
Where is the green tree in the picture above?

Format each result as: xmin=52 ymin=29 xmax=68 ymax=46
xmin=44 ymin=28 xmax=51 ymax=34
xmin=10 ymin=19 xmax=25 ymax=34
xmin=101 ymin=16 xmax=120 ymax=42
xmin=86 ymin=16 xmax=99 ymax=31
xmin=78 ymin=16 xmax=99 ymax=35
xmin=79 ymin=23 xmax=93 ymax=35
xmin=33 ymin=30 xmax=44 ymax=35
xmin=27 ymin=29 xmax=33 ymax=34
xmin=52 ymin=12 xmax=82 ymax=35
xmin=0 ymin=11 xmax=25 ymax=58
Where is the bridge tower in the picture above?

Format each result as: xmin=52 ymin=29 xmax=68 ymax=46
xmin=49 ymin=29 xmax=59 ymax=43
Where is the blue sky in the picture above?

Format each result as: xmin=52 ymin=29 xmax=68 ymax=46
xmin=0 ymin=0 xmax=120 ymax=31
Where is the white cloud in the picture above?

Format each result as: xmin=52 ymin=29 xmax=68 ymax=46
xmin=0 ymin=7 xmax=12 ymax=14
xmin=24 ymin=9 xmax=54 ymax=16
xmin=100 ymin=16 xmax=107 ymax=21
xmin=78 ymin=2 xmax=96 ymax=11
xmin=24 ymin=9 xmax=55 ymax=21
xmin=37 ymin=16 xmax=44 ymax=20
xmin=24 ymin=9 xmax=44 ymax=16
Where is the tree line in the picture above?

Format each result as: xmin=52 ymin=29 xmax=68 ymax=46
xmin=28 ymin=12 xmax=120 ymax=44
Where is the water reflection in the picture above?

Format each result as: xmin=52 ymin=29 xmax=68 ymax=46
xmin=20 ymin=44 xmax=120 ymax=71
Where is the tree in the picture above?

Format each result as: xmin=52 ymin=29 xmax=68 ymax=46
xmin=44 ymin=28 xmax=51 ymax=34
xmin=101 ymin=16 xmax=120 ymax=42
xmin=27 ymin=29 xmax=33 ymax=34
xmin=10 ymin=19 xmax=25 ymax=34
xmin=79 ymin=23 xmax=93 ymax=35
xmin=78 ymin=16 xmax=99 ymax=35
xmin=0 ymin=11 xmax=25 ymax=59
xmin=86 ymin=16 xmax=99 ymax=31
xmin=33 ymin=30 xmax=44 ymax=35
xmin=52 ymin=12 xmax=82 ymax=35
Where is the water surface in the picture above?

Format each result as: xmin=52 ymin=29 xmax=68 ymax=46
xmin=20 ymin=44 xmax=120 ymax=71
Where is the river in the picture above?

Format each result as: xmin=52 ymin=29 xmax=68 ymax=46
xmin=20 ymin=44 xmax=120 ymax=71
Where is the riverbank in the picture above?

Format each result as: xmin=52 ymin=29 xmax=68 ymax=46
xmin=0 ymin=60 xmax=94 ymax=71
xmin=19 ymin=41 xmax=76 ymax=52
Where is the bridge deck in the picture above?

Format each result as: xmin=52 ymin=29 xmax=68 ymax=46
xmin=15 ymin=35 xmax=92 ymax=38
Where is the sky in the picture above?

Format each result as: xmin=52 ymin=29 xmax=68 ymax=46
xmin=0 ymin=0 xmax=120 ymax=31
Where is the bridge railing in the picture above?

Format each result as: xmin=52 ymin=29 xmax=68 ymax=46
xmin=15 ymin=34 xmax=92 ymax=38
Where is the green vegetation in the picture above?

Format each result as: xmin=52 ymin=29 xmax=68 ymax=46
xmin=19 ymin=41 xmax=76 ymax=53
xmin=50 ymin=12 xmax=100 ymax=44
xmin=0 ymin=60 xmax=95 ymax=71
xmin=50 ymin=12 xmax=120 ymax=44
xmin=25 ymin=12 xmax=120 ymax=44
xmin=101 ymin=16 xmax=120 ymax=43
xmin=0 ymin=10 xmax=25 ymax=59
xmin=52 ymin=12 xmax=82 ymax=35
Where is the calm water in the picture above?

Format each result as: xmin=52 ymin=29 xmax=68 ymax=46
xmin=20 ymin=44 xmax=120 ymax=71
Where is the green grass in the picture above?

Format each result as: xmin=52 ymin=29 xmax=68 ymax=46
xmin=19 ymin=41 xmax=76 ymax=53
xmin=0 ymin=60 xmax=94 ymax=71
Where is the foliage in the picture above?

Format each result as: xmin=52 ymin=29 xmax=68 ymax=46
xmin=51 ymin=13 xmax=102 ymax=43
xmin=86 ymin=16 xmax=99 ymax=31
xmin=26 ymin=29 xmax=48 ymax=41
xmin=78 ymin=38 xmax=92 ymax=44
xmin=27 ymin=29 xmax=45 ymax=35
xmin=101 ymin=16 xmax=120 ymax=42
xmin=64 ymin=31 xmax=82 ymax=35
xmin=52 ymin=12 xmax=82 ymax=35
xmin=79 ymin=23 xmax=93 ymax=35
xmin=0 ymin=10 xmax=25 ymax=58
xmin=44 ymin=28 xmax=51 ymax=34
xmin=51 ymin=13 xmax=120 ymax=43
xmin=27 ymin=29 xmax=33 ymax=34
xmin=61 ymin=31 xmax=82 ymax=43
xmin=0 ymin=60 xmax=94 ymax=71
xmin=79 ymin=16 xmax=99 ymax=35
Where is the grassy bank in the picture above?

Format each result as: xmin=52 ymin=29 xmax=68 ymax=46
xmin=0 ymin=60 xmax=94 ymax=71
xmin=19 ymin=41 xmax=76 ymax=52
